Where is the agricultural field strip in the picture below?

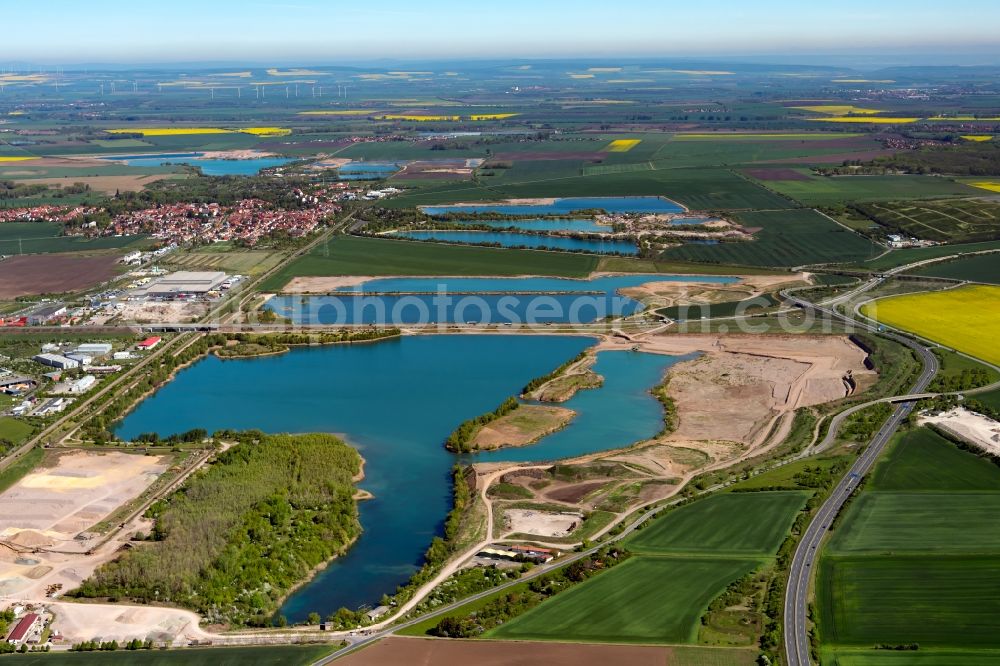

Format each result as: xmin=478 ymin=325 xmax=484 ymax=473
xmin=819 ymin=429 xmax=1000 ymax=650
xmin=781 ymin=287 xmax=940 ymax=666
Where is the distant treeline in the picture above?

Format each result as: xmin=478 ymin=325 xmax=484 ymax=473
xmin=852 ymin=141 xmax=1000 ymax=176
xmin=71 ymin=431 xmax=362 ymax=627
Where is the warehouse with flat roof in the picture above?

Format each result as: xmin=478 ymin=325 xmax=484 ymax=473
xmin=142 ymin=271 xmax=229 ymax=297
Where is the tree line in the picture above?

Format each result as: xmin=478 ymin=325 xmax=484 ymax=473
xmin=71 ymin=431 xmax=362 ymax=627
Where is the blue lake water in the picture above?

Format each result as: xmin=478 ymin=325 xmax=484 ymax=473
xmin=422 ymin=196 xmax=686 ymax=216
xmin=113 ymin=335 xmax=679 ymax=620
xmin=268 ymin=274 xmax=738 ymax=325
xmin=103 ymin=153 xmax=295 ymax=176
xmin=474 ymin=350 xmax=687 ymax=463
xmin=393 ymin=230 xmax=638 ymax=255
xmin=449 ymin=218 xmax=608 ymax=232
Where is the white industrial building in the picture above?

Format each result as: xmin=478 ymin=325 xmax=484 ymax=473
xmin=33 ymin=354 xmax=80 ymax=370
xmin=74 ymin=343 xmax=113 ymax=356
xmin=142 ymin=271 xmax=229 ymax=297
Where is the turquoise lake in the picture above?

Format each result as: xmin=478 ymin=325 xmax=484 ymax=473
xmin=103 ymin=153 xmax=295 ymax=176
xmin=447 ymin=218 xmax=608 ymax=232
xmin=113 ymin=335 xmax=680 ymax=620
xmin=421 ymin=196 xmax=686 ymax=216
xmin=393 ymin=230 xmax=638 ymax=255
xmin=267 ymin=274 xmax=738 ymax=325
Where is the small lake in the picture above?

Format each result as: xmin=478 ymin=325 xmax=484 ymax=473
xmin=421 ymin=196 xmax=686 ymax=216
xmin=103 ymin=153 xmax=295 ymax=176
xmin=393 ymin=230 xmax=638 ymax=255
xmin=474 ymin=350 xmax=687 ymax=463
xmin=337 ymin=163 xmax=401 ymax=180
xmin=447 ymin=218 xmax=608 ymax=232
xmin=268 ymin=274 xmax=738 ymax=325
xmin=113 ymin=335 xmax=680 ymax=621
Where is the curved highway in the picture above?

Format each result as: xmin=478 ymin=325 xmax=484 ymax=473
xmin=781 ymin=295 xmax=939 ymax=666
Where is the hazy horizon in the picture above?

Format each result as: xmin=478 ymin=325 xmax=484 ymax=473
xmin=5 ymin=0 xmax=1000 ymax=64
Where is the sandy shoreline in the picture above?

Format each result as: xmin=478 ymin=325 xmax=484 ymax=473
xmin=279 ymin=271 xmax=791 ymax=294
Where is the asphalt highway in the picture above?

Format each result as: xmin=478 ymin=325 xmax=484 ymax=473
xmin=781 ymin=295 xmax=938 ymax=666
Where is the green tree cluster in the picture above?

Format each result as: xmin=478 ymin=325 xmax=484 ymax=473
xmin=71 ymin=432 xmax=362 ymax=627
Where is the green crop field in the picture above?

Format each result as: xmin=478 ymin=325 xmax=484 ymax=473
xmin=0 ymin=222 xmax=147 ymax=255
xmin=819 ymin=428 xmax=1000 ymax=652
xmin=0 ymin=416 xmax=33 ymax=445
xmin=7 ymin=645 xmax=336 ymax=665
xmin=658 ymin=293 xmax=779 ymax=320
xmin=823 ymin=648 xmax=1000 ymax=665
xmin=388 ymin=167 xmax=793 ymax=211
xmin=627 ymin=491 xmax=807 ymax=556
xmin=819 ymin=555 xmax=1000 ymax=648
xmin=860 ymin=239 xmax=1000 ymax=270
xmin=870 ymin=428 xmax=1000 ymax=491
xmin=974 ymin=387 xmax=1000 ymax=411
xmin=912 ymin=251 xmax=1000 ymax=283
xmin=764 ymin=175 xmax=980 ymax=206
xmin=167 ymin=248 xmax=286 ymax=276
xmin=661 ymin=209 xmax=881 ymax=267
xmin=469 ymin=490 xmax=808 ymax=646
xmin=827 ymin=493 xmax=1000 ymax=553
xmin=856 ymin=199 xmax=1000 ymax=244
xmin=486 ymin=556 xmax=758 ymax=644
xmin=259 ymin=235 xmax=599 ymax=290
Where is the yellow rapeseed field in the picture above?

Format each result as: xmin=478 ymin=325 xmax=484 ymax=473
xmin=809 ymin=117 xmax=920 ymax=124
xmin=968 ymin=182 xmax=1000 ymax=193
xmin=792 ymin=105 xmax=883 ymax=116
xmin=960 ymin=135 xmax=994 ymax=142
xmin=605 ymin=139 xmax=642 ymax=152
xmin=106 ymin=128 xmax=233 ymax=136
xmin=298 ymin=110 xmax=375 ymax=116
xmin=673 ymin=133 xmax=862 ymax=140
xmin=468 ymin=113 xmax=519 ymax=121
xmin=378 ymin=114 xmax=460 ymax=122
xmin=105 ymin=127 xmax=290 ymax=136
xmin=928 ymin=116 xmax=1000 ymax=121
xmin=861 ymin=285 xmax=1000 ymax=366
xmin=240 ymin=127 xmax=292 ymax=136
xmin=0 ymin=156 xmax=37 ymax=162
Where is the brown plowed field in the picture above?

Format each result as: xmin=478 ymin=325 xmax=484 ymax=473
xmin=338 ymin=637 xmax=675 ymax=666
xmin=0 ymin=254 xmax=119 ymax=298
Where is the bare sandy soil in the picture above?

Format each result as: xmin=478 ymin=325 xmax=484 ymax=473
xmin=419 ymin=198 xmax=557 ymax=209
xmin=309 ymin=157 xmax=353 ymax=170
xmin=620 ymin=273 xmax=807 ymax=310
xmin=504 ymin=508 xmax=583 ymax=537
xmin=0 ymin=451 xmax=169 ymax=606
xmin=338 ymin=636 xmax=675 ymax=666
xmin=116 ymin=299 xmax=207 ymax=323
xmin=601 ymin=334 xmax=874 ymax=451
xmin=46 ymin=601 xmax=214 ymax=646
xmin=283 ymin=275 xmax=375 ymax=292
xmin=200 ymin=150 xmax=277 ymax=160
xmin=18 ymin=174 xmax=180 ymax=194
xmin=472 ymin=405 xmax=575 ymax=450
xmin=920 ymin=407 xmax=1000 ymax=456
xmin=0 ymin=450 xmax=168 ymax=551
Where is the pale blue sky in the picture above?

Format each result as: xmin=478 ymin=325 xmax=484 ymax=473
xmin=5 ymin=0 xmax=1000 ymax=63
